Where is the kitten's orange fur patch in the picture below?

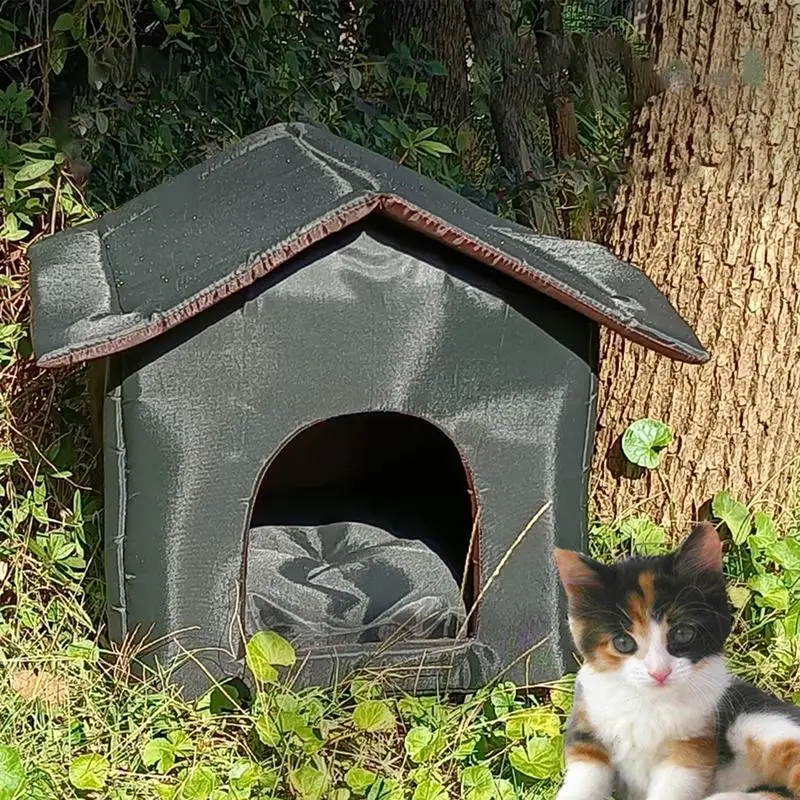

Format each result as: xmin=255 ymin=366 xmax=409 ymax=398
xmin=566 ymin=741 xmax=610 ymax=765
xmin=745 ymin=735 xmax=800 ymax=792
xmin=626 ymin=569 xmax=656 ymax=639
xmin=667 ymin=736 xmax=716 ymax=772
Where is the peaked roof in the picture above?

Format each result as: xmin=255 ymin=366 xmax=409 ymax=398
xmin=29 ymin=122 xmax=708 ymax=368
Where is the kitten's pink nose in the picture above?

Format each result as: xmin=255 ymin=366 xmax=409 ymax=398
xmin=648 ymin=667 xmax=672 ymax=685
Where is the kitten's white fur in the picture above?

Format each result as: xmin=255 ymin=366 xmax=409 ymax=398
xmin=577 ymin=652 xmax=731 ymax=800
xmin=560 ymin=653 xmax=800 ymax=800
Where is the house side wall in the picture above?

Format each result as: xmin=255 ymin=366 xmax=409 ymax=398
xmin=106 ymin=221 xmax=597 ymax=695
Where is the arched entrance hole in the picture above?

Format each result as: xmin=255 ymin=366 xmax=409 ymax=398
xmin=244 ymin=412 xmax=478 ymax=647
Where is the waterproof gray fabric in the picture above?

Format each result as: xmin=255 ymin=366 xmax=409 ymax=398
xmin=245 ymin=522 xmax=466 ymax=648
xmin=25 ymin=123 xmax=710 ymax=698
xmin=28 ymin=122 xmax=708 ymax=369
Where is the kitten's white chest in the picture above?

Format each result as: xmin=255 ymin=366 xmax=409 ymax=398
xmin=579 ymin=667 xmax=723 ymax=800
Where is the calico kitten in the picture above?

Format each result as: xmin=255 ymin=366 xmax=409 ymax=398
xmin=554 ymin=522 xmax=800 ymax=800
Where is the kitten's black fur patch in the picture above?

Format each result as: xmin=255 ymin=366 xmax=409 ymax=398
xmin=567 ymin=531 xmax=731 ymax=662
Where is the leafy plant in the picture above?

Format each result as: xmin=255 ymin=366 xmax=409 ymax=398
xmin=621 ymin=418 xmax=674 ymax=469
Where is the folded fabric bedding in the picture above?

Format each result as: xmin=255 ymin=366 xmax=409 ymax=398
xmin=245 ymin=521 xmax=467 ymax=648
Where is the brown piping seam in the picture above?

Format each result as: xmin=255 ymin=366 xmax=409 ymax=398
xmin=36 ymin=194 xmax=708 ymax=369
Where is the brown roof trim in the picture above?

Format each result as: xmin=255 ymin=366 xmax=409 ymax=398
xmin=37 ymin=195 xmax=707 ymax=368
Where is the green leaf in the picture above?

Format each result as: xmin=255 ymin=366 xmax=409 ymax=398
xmin=460 ymin=765 xmax=495 ymax=800
xmin=712 ymin=491 xmax=751 ymax=545
xmin=345 ymin=767 xmax=377 ymax=794
xmin=142 ymin=738 xmax=175 ymax=774
xmin=748 ymin=573 xmax=789 ymax=611
xmin=95 ymin=111 xmax=109 ymax=135
xmin=348 ymin=66 xmax=362 ymax=90
xmin=0 ymin=746 xmax=25 ymax=800
xmin=152 ymin=0 xmax=170 ymax=21
xmin=404 ymin=726 xmax=443 ymax=763
xmin=728 ymin=585 xmax=751 ymax=609
xmin=14 ymin=160 xmax=55 ymax=183
xmin=767 ymin=538 xmax=800 ymax=572
xmin=0 ymin=448 xmax=19 ymax=467
xmin=353 ymin=700 xmax=396 ymax=732
xmin=68 ymin=754 xmax=109 ymax=791
xmin=619 ymin=517 xmax=667 ymax=555
xmin=412 ymin=776 xmax=448 ymax=800
xmin=752 ymin=511 xmax=778 ymax=549
xmin=508 ymin=735 xmax=563 ymax=780
xmin=289 ymin=765 xmax=328 ymax=800
xmin=255 ymin=713 xmax=280 ymax=746
xmin=505 ymin=707 xmax=562 ymax=740
xmin=181 ymin=766 xmax=218 ymax=800
xmin=245 ymin=631 xmax=295 ymax=682
xmin=621 ymin=418 xmax=673 ymax=469
xmin=259 ymin=0 xmax=276 ymax=26
xmin=416 ymin=140 xmax=453 ymax=156
xmin=52 ymin=13 xmax=74 ymax=32
xmin=66 ymin=638 xmax=100 ymax=662
xmin=366 ymin=778 xmax=404 ymax=800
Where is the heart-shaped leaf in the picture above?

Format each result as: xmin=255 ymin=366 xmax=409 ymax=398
xmin=289 ymin=765 xmax=328 ymax=800
xmin=345 ymin=767 xmax=377 ymax=794
xmin=245 ymin=631 xmax=295 ymax=682
xmin=353 ymin=700 xmax=396 ymax=732
xmin=68 ymin=754 xmax=109 ymax=791
xmin=621 ymin=418 xmax=673 ymax=469
xmin=712 ymin=491 xmax=751 ymax=545
xmin=0 ymin=746 xmax=25 ymax=800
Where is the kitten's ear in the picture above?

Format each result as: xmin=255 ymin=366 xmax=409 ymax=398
xmin=675 ymin=522 xmax=723 ymax=574
xmin=554 ymin=549 xmax=603 ymax=595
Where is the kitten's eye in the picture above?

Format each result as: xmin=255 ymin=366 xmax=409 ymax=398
xmin=671 ymin=624 xmax=695 ymax=645
xmin=612 ymin=633 xmax=637 ymax=654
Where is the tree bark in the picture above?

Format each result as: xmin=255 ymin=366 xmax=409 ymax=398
xmin=592 ymin=1 xmax=800 ymax=528
xmin=368 ymin=0 xmax=469 ymax=126
xmin=463 ymin=0 xmax=538 ymax=181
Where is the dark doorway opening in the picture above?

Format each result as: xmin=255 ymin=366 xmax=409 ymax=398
xmin=244 ymin=412 xmax=478 ymax=648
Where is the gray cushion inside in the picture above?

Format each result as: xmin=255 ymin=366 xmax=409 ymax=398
xmin=245 ymin=521 xmax=467 ymax=648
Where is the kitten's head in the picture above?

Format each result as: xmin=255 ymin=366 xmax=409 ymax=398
xmin=555 ymin=522 xmax=731 ymax=689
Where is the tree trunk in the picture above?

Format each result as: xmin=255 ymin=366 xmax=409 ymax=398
xmin=533 ymin=0 xmax=581 ymax=162
xmin=368 ymin=0 xmax=469 ymax=126
xmin=464 ymin=0 xmax=548 ymax=231
xmin=591 ymin=1 xmax=800 ymax=529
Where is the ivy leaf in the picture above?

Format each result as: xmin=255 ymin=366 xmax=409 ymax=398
xmin=181 ymin=765 xmax=218 ymax=800
xmin=712 ymin=491 xmax=751 ymax=545
xmin=748 ymin=573 xmax=789 ymax=611
xmin=767 ymin=539 xmax=800 ymax=572
xmin=289 ymin=765 xmax=328 ymax=800
xmin=142 ymin=738 xmax=176 ymax=773
xmin=366 ymin=777 xmax=404 ymax=800
xmin=404 ymin=726 xmax=445 ymax=763
xmin=460 ymin=765 xmax=495 ymax=800
xmin=353 ymin=700 xmax=396 ymax=732
xmin=68 ymin=754 xmax=109 ymax=791
xmin=619 ymin=517 xmax=667 ymax=555
xmin=621 ymin=418 xmax=673 ymax=469
xmin=412 ymin=776 xmax=448 ymax=800
xmin=508 ymin=735 xmax=563 ymax=780
xmin=345 ymin=767 xmax=377 ymax=794
xmin=505 ymin=707 xmax=562 ymax=740
xmin=255 ymin=713 xmax=280 ymax=747
xmin=728 ymin=585 xmax=751 ymax=609
xmin=0 ymin=746 xmax=25 ymax=800
xmin=52 ymin=13 xmax=74 ymax=32
xmin=0 ymin=449 xmax=19 ymax=467
xmin=245 ymin=631 xmax=295 ymax=682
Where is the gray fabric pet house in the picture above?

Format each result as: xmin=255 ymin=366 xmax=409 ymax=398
xmin=28 ymin=122 xmax=708 ymax=697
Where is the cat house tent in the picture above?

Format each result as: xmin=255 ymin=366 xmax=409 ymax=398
xmin=28 ymin=122 xmax=708 ymax=697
